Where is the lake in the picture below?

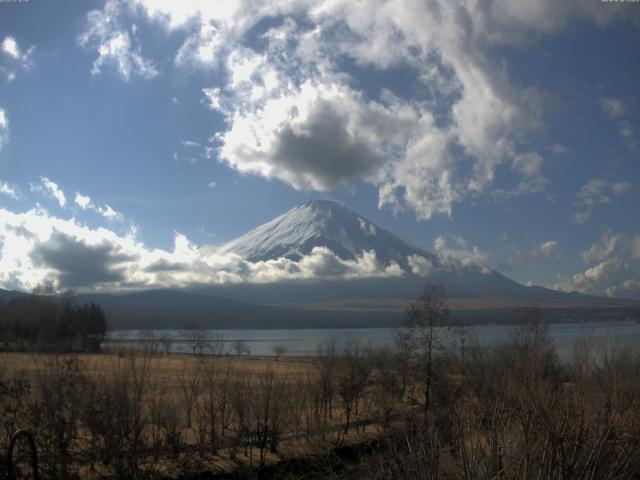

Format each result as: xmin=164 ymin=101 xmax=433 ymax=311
xmin=105 ymin=320 xmax=640 ymax=356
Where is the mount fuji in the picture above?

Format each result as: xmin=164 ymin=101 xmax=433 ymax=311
xmin=205 ymin=200 xmax=626 ymax=309
xmin=215 ymin=200 xmax=438 ymax=270
xmin=41 ymin=201 xmax=638 ymax=328
xmin=53 ymin=200 xmax=636 ymax=329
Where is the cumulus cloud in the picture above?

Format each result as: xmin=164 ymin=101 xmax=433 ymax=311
xmin=30 ymin=177 xmax=67 ymax=208
xmin=618 ymin=121 xmax=633 ymax=139
xmin=407 ymin=254 xmax=436 ymax=277
xmin=74 ymin=192 xmax=92 ymax=209
xmin=0 ymin=206 xmax=405 ymax=292
xmin=74 ymin=192 xmax=124 ymax=221
xmin=494 ymin=152 xmax=548 ymax=199
xmin=75 ymin=0 xmax=640 ymax=219
xmin=555 ymin=230 xmax=640 ymax=299
xmin=30 ymin=231 xmax=134 ymax=288
xmin=573 ymin=179 xmax=633 ymax=224
xmin=0 ymin=181 xmax=19 ymax=200
xmin=1 ymin=37 xmax=20 ymax=60
xmin=582 ymin=231 xmax=622 ymax=264
xmin=78 ymin=0 xmax=158 ymax=81
xmin=114 ymin=0 xmax=640 ymax=220
xmin=553 ymin=258 xmax=640 ymax=300
xmin=599 ymin=98 xmax=625 ymax=118
xmin=216 ymin=76 xmax=416 ymax=191
xmin=0 ymin=36 xmax=34 ymax=81
xmin=433 ymin=235 xmax=491 ymax=273
xmin=500 ymin=240 xmax=557 ymax=270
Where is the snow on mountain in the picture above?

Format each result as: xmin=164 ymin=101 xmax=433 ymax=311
xmin=215 ymin=200 xmax=438 ymax=270
xmin=209 ymin=200 xmax=559 ymax=300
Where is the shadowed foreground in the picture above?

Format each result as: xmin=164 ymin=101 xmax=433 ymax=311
xmin=1 ymin=319 xmax=639 ymax=479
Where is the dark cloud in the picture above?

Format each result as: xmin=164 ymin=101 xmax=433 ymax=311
xmin=30 ymin=230 xmax=136 ymax=288
xmin=143 ymin=259 xmax=188 ymax=273
xmin=271 ymin=101 xmax=384 ymax=190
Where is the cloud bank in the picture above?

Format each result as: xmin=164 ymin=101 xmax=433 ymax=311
xmin=77 ymin=0 xmax=639 ymax=220
xmin=0 ymin=207 xmax=406 ymax=292
xmin=554 ymin=230 xmax=640 ymax=299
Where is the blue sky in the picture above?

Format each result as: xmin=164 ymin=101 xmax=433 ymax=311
xmin=0 ymin=0 xmax=639 ymax=297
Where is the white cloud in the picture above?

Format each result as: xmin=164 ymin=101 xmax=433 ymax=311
xmin=550 ymin=144 xmax=570 ymax=155
xmin=407 ymin=254 xmax=436 ymax=277
xmin=553 ymin=258 xmax=640 ymax=300
xmin=0 ymin=109 xmax=8 ymax=149
xmin=207 ymin=181 xmax=216 ymax=188
xmin=74 ymin=191 xmax=124 ymax=222
xmin=582 ymin=231 xmax=622 ymax=264
xmin=599 ymin=98 xmax=625 ymax=118
xmin=555 ymin=229 xmax=640 ymax=299
xmin=0 ymin=181 xmax=19 ymax=200
xmin=612 ymin=181 xmax=633 ymax=195
xmin=494 ymin=152 xmax=548 ymax=199
xmin=100 ymin=205 xmax=123 ymax=221
xmin=619 ymin=121 xmax=633 ymax=138
xmin=216 ymin=74 xmax=417 ymax=191
xmin=77 ymin=0 xmax=640 ymax=219
xmin=358 ymin=218 xmax=376 ymax=237
xmin=433 ymin=235 xmax=491 ymax=273
xmin=573 ymin=210 xmax=591 ymax=225
xmin=502 ymin=240 xmax=557 ymax=270
xmin=0 ymin=206 xmax=405 ymax=292
xmin=1 ymin=37 xmax=20 ymax=59
xmin=31 ymin=177 xmax=67 ymax=208
xmin=78 ymin=0 xmax=158 ymax=81
xmin=1 ymin=36 xmax=34 ymax=80
xmin=573 ymin=179 xmax=633 ymax=224
xmin=74 ymin=192 xmax=93 ymax=209
xmin=136 ymin=0 xmax=639 ymax=219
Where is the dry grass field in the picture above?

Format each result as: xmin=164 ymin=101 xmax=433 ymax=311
xmin=0 ymin=347 xmax=395 ymax=479
xmin=2 ymin=317 xmax=640 ymax=479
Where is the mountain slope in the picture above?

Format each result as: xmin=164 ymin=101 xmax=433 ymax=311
xmin=206 ymin=200 xmax=636 ymax=307
xmin=212 ymin=200 xmax=541 ymax=299
xmin=215 ymin=200 xmax=437 ymax=269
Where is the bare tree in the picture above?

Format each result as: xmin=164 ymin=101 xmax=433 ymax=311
xmin=207 ymin=333 xmax=226 ymax=356
xmin=232 ymin=340 xmax=249 ymax=356
xmin=178 ymin=361 xmax=202 ymax=429
xmin=271 ymin=343 xmax=287 ymax=361
xmin=215 ymin=361 xmax=234 ymax=438
xmin=195 ymin=358 xmax=219 ymax=453
xmin=396 ymin=284 xmax=449 ymax=414
xmin=183 ymin=325 xmax=209 ymax=356
xmin=159 ymin=334 xmax=173 ymax=355
xmin=337 ymin=340 xmax=372 ymax=435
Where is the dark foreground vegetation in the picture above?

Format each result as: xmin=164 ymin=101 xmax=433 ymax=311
xmin=0 ymin=286 xmax=107 ymax=353
xmin=0 ymin=286 xmax=639 ymax=479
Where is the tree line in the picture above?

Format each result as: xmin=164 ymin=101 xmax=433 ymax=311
xmin=0 ymin=288 xmax=107 ymax=352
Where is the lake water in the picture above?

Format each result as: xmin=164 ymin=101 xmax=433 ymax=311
xmin=105 ymin=320 xmax=640 ymax=356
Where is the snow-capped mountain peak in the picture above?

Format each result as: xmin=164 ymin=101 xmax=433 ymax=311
xmin=215 ymin=200 xmax=436 ymax=268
